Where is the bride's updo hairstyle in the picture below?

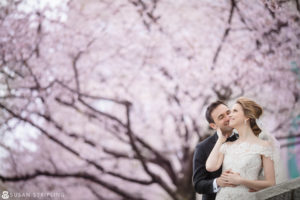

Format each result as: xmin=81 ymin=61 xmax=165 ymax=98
xmin=236 ymin=97 xmax=263 ymax=136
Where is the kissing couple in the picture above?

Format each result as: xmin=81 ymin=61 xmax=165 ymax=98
xmin=192 ymin=97 xmax=286 ymax=200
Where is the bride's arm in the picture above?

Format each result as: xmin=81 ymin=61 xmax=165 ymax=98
xmin=240 ymin=155 xmax=275 ymax=190
xmin=224 ymin=155 xmax=275 ymax=190
xmin=205 ymin=128 xmax=226 ymax=172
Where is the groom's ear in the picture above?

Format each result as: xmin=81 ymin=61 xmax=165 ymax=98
xmin=209 ymin=123 xmax=217 ymax=130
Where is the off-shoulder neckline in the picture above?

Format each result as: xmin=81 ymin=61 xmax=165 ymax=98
xmin=224 ymin=140 xmax=271 ymax=149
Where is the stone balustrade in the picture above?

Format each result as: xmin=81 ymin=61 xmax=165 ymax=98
xmin=255 ymin=177 xmax=300 ymax=200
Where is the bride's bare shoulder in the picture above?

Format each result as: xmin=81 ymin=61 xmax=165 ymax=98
xmin=255 ymin=138 xmax=271 ymax=147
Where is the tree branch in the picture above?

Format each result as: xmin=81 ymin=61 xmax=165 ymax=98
xmin=124 ymin=103 xmax=181 ymax=200
xmin=33 ymin=111 xmax=97 ymax=147
xmin=0 ymin=103 xmax=153 ymax=186
xmin=0 ymin=171 xmax=146 ymax=200
xmin=281 ymin=140 xmax=300 ymax=148
xmin=276 ymin=134 xmax=300 ymax=140
xmin=72 ymin=51 xmax=82 ymax=95
xmin=135 ymin=136 xmax=178 ymax=185
xmin=211 ymin=0 xmax=236 ymax=70
xmin=296 ymin=0 xmax=300 ymax=13
xmin=71 ymin=39 xmax=95 ymax=95
xmin=103 ymin=146 xmax=177 ymax=185
xmin=78 ymin=97 xmax=127 ymax=127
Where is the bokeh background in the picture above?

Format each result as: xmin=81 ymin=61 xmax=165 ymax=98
xmin=0 ymin=0 xmax=299 ymax=199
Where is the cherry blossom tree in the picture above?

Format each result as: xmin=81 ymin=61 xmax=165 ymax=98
xmin=0 ymin=0 xmax=299 ymax=199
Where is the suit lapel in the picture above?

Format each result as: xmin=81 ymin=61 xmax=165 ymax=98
xmin=212 ymin=132 xmax=218 ymax=144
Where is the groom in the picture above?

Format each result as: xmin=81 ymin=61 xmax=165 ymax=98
xmin=192 ymin=100 xmax=239 ymax=200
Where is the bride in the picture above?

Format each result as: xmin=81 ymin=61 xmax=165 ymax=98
xmin=205 ymin=97 xmax=282 ymax=200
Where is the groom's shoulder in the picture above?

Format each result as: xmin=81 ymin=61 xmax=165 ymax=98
xmin=195 ymin=133 xmax=216 ymax=150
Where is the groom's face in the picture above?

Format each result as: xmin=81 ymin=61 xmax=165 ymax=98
xmin=210 ymin=104 xmax=233 ymax=132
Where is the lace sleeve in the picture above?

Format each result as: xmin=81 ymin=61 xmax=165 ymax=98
xmin=220 ymin=143 xmax=227 ymax=154
xmin=259 ymin=145 xmax=274 ymax=160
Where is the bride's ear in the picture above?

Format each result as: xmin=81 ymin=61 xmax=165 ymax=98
xmin=209 ymin=123 xmax=217 ymax=130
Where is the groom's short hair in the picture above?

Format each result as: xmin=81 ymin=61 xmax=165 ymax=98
xmin=205 ymin=100 xmax=227 ymax=123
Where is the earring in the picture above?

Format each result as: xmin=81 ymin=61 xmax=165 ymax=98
xmin=244 ymin=119 xmax=247 ymax=125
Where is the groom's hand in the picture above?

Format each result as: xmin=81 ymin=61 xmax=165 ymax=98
xmin=222 ymin=170 xmax=242 ymax=185
xmin=248 ymin=188 xmax=257 ymax=192
xmin=216 ymin=177 xmax=237 ymax=187
xmin=216 ymin=177 xmax=229 ymax=187
xmin=217 ymin=170 xmax=237 ymax=187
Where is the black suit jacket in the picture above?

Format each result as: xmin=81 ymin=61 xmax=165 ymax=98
xmin=192 ymin=132 xmax=238 ymax=200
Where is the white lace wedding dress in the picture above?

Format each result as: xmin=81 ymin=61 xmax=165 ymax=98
xmin=215 ymin=142 xmax=273 ymax=200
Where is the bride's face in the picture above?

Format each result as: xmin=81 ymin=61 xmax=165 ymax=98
xmin=229 ymin=103 xmax=247 ymax=128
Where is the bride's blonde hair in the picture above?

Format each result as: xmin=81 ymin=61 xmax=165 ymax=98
xmin=236 ymin=97 xmax=263 ymax=136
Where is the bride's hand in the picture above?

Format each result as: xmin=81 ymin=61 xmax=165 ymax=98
xmin=217 ymin=127 xmax=227 ymax=143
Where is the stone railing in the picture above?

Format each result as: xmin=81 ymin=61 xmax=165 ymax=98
xmin=255 ymin=177 xmax=300 ymax=200
xmin=195 ymin=177 xmax=300 ymax=200
xmin=2 ymin=178 xmax=300 ymax=200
